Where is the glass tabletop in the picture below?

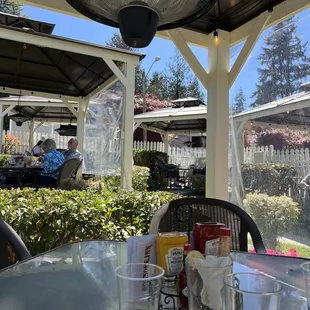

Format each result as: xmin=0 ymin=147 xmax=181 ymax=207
xmin=0 ymin=240 xmax=308 ymax=310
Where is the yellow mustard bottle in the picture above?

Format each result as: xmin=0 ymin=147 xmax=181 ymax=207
xmin=156 ymin=232 xmax=188 ymax=276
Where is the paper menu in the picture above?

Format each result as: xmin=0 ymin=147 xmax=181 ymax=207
xmin=127 ymin=234 xmax=157 ymax=265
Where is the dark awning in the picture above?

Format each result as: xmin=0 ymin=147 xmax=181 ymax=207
xmin=0 ymin=12 xmax=144 ymax=98
xmin=185 ymin=0 xmax=285 ymax=35
xmin=0 ymin=12 xmax=55 ymax=34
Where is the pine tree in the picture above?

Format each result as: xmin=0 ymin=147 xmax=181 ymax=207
xmin=0 ymin=0 xmax=22 ymax=15
xmin=106 ymin=32 xmax=145 ymax=94
xmin=166 ymin=49 xmax=191 ymax=100
xmin=251 ymin=17 xmax=310 ymax=107
xmin=232 ymin=88 xmax=246 ymax=114
xmin=106 ymin=32 xmax=135 ymax=51
xmin=148 ymin=71 xmax=170 ymax=101
xmin=186 ymin=76 xmax=205 ymax=101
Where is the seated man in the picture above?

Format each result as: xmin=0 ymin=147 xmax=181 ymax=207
xmin=63 ymin=138 xmax=81 ymax=161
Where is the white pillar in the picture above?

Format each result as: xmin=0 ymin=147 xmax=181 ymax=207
xmin=163 ymin=133 xmax=169 ymax=154
xmin=28 ymin=120 xmax=34 ymax=151
xmin=120 ymin=63 xmax=135 ymax=190
xmin=206 ymin=31 xmax=230 ymax=200
xmin=231 ymin=121 xmax=245 ymax=205
xmin=77 ymin=98 xmax=87 ymax=158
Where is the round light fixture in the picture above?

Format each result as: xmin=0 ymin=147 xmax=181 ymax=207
xmin=8 ymin=113 xmax=30 ymax=127
xmin=66 ymin=0 xmax=216 ymax=48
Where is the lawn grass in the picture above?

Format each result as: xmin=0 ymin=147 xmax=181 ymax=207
xmin=248 ymin=236 xmax=310 ymax=258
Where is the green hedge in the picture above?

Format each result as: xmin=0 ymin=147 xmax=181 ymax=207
xmin=100 ymin=166 xmax=150 ymax=191
xmin=133 ymin=150 xmax=169 ymax=190
xmin=0 ymin=154 xmax=12 ymax=166
xmin=242 ymin=163 xmax=297 ymax=196
xmin=0 ymin=188 xmax=180 ymax=255
xmin=133 ymin=150 xmax=168 ymax=167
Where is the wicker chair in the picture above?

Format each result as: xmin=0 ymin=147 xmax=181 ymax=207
xmin=149 ymin=197 xmax=266 ymax=254
xmin=0 ymin=220 xmax=31 ymax=270
xmin=34 ymin=158 xmax=81 ymax=188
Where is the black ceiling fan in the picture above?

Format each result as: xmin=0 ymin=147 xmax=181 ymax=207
xmin=66 ymin=0 xmax=216 ymax=48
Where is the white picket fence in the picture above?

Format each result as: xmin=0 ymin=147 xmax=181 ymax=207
xmin=133 ymin=141 xmax=206 ymax=168
xmin=4 ymin=130 xmax=310 ymax=178
xmin=244 ymin=145 xmax=310 ymax=178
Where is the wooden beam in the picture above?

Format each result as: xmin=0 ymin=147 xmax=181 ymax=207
xmin=229 ymin=12 xmax=271 ymax=87
xmin=167 ymin=29 xmax=208 ymax=90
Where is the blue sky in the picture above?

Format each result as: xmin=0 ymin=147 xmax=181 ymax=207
xmin=23 ymin=6 xmax=310 ymax=109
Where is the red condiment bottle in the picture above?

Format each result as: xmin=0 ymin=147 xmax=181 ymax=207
xmin=178 ymin=244 xmax=191 ymax=309
xmin=193 ymin=223 xmax=226 ymax=255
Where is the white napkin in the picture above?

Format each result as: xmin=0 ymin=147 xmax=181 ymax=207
xmin=192 ymin=255 xmax=232 ymax=310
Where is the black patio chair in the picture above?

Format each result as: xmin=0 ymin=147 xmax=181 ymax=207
xmin=149 ymin=197 xmax=266 ymax=254
xmin=33 ymin=158 xmax=81 ymax=188
xmin=0 ymin=220 xmax=31 ymax=270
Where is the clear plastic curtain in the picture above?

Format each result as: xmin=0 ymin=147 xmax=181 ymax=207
xmin=84 ymin=83 xmax=123 ymax=175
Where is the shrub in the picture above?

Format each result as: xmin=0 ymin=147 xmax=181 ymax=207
xmin=133 ymin=150 xmax=168 ymax=190
xmin=242 ymin=163 xmax=297 ymax=196
xmin=0 ymin=154 xmax=11 ymax=166
xmin=244 ymin=193 xmax=299 ymax=249
xmin=0 ymin=188 xmax=180 ymax=255
xmin=100 ymin=166 xmax=150 ymax=191
xmin=133 ymin=149 xmax=168 ymax=167
xmin=188 ymin=174 xmax=205 ymax=195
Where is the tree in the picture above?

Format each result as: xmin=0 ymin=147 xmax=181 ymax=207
xmin=149 ymin=50 xmax=204 ymax=101
xmin=186 ymin=76 xmax=204 ymax=101
xmin=0 ymin=0 xmax=22 ymax=15
xmin=134 ymin=93 xmax=172 ymax=114
xmin=166 ymin=49 xmax=191 ymax=100
xmin=252 ymin=17 xmax=310 ymax=107
xmin=232 ymin=88 xmax=246 ymax=114
xmin=106 ymin=32 xmax=145 ymax=95
xmin=148 ymin=71 xmax=170 ymax=101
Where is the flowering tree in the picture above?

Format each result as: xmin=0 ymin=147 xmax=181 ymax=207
xmin=134 ymin=93 xmax=173 ymax=114
xmin=244 ymin=126 xmax=310 ymax=150
xmin=4 ymin=135 xmax=20 ymax=154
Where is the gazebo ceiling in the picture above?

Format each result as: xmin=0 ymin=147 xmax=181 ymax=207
xmin=185 ymin=0 xmax=286 ymax=35
xmin=0 ymin=12 xmax=143 ymax=98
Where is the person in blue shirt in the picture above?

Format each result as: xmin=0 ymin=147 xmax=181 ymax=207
xmin=37 ymin=139 xmax=65 ymax=186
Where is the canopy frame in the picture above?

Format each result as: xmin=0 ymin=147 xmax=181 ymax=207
xmin=0 ymin=25 xmax=141 ymax=190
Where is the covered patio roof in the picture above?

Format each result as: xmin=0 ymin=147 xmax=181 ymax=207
xmin=135 ymin=105 xmax=207 ymax=134
xmin=135 ymin=89 xmax=310 ymax=134
xmin=0 ymin=11 xmax=55 ymax=34
xmin=233 ymin=88 xmax=310 ymax=129
xmin=21 ymin=0 xmax=310 ymax=48
xmin=0 ymin=12 xmax=143 ymax=98
xmin=0 ymin=12 xmax=143 ymax=190
xmin=20 ymin=0 xmax=310 ymax=200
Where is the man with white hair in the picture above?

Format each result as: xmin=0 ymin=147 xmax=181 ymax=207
xmin=63 ymin=138 xmax=81 ymax=161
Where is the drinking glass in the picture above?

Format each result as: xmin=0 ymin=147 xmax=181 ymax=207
xmin=224 ymin=273 xmax=282 ymax=310
xmin=301 ymin=262 xmax=310 ymax=309
xmin=115 ymin=263 xmax=164 ymax=310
